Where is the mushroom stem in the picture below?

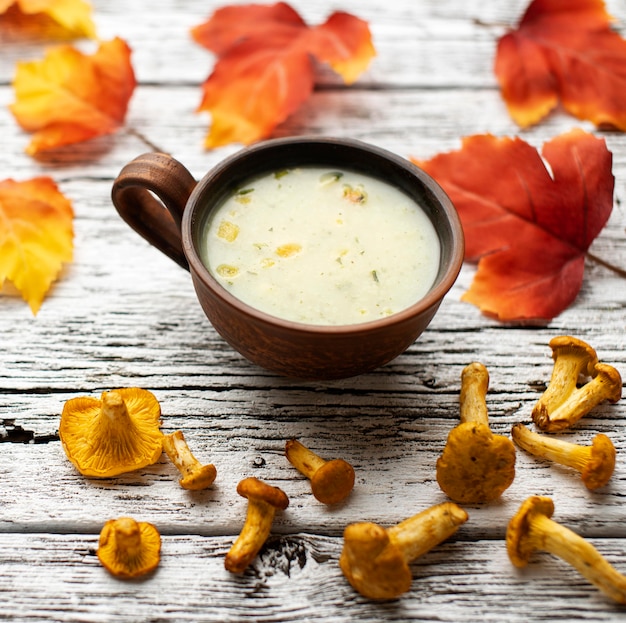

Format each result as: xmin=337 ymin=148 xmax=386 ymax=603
xmin=110 ymin=516 xmax=143 ymax=557
xmin=285 ymin=438 xmax=326 ymax=475
xmin=533 ymin=363 xmax=622 ymax=432
xmin=162 ymin=430 xmax=217 ymax=490
xmin=225 ymin=499 xmax=276 ymax=573
xmin=100 ymin=390 xmax=133 ymax=424
xmin=507 ymin=496 xmax=626 ymax=604
xmin=459 ymin=362 xmax=490 ymax=425
xmin=511 ymin=424 xmax=616 ymax=490
xmin=535 ymin=515 xmax=626 ymax=604
xmin=224 ymin=477 xmax=289 ymax=574
xmin=285 ymin=439 xmax=355 ymax=504
xmin=386 ymin=502 xmax=469 ymax=562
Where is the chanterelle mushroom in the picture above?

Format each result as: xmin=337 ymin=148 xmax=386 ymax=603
xmin=507 ymin=496 xmax=626 ymax=604
xmin=285 ymin=438 xmax=355 ymax=504
xmin=59 ymin=388 xmax=163 ymax=477
xmin=532 ymin=336 xmax=599 ymax=417
xmin=162 ymin=430 xmax=217 ymax=490
xmin=532 ymin=337 xmax=622 ymax=432
xmin=436 ymin=362 xmax=516 ymax=503
xmin=224 ymin=477 xmax=289 ymax=574
xmin=339 ymin=502 xmax=468 ymax=600
xmin=97 ymin=516 xmax=161 ymax=578
xmin=511 ymin=423 xmax=616 ymax=490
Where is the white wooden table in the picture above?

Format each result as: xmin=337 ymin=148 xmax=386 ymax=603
xmin=1 ymin=0 xmax=625 ymax=620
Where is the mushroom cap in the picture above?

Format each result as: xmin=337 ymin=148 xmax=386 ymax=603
xmin=582 ymin=434 xmax=616 ymax=490
xmin=339 ymin=521 xmax=412 ymax=600
xmin=594 ymin=363 xmax=622 ymax=403
xmin=236 ymin=477 xmax=289 ymax=510
xmin=97 ymin=516 xmax=161 ymax=578
xmin=436 ymin=422 xmax=516 ymax=503
xmin=506 ymin=495 xmax=554 ymax=567
xmin=59 ymin=388 xmax=163 ymax=478
xmin=310 ymin=458 xmax=355 ymax=505
xmin=180 ymin=464 xmax=218 ymax=490
xmin=549 ymin=336 xmax=599 ymax=377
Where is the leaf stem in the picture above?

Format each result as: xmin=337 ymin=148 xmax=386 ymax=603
xmin=586 ymin=252 xmax=626 ymax=279
xmin=125 ymin=127 xmax=168 ymax=154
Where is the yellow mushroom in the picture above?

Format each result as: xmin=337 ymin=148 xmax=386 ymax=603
xmin=436 ymin=362 xmax=516 ymax=503
xmin=97 ymin=516 xmax=161 ymax=579
xmin=339 ymin=502 xmax=468 ymax=600
xmin=285 ymin=438 xmax=355 ymax=504
xmin=511 ymin=423 xmax=616 ymax=490
xmin=532 ymin=337 xmax=622 ymax=432
xmin=532 ymin=336 xmax=599 ymax=418
xmin=507 ymin=496 xmax=626 ymax=604
xmin=162 ymin=430 xmax=217 ymax=490
xmin=59 ymin=388 xmax=163 ymax=477
xmin=225 ymin=477 xmax=289 ymax=574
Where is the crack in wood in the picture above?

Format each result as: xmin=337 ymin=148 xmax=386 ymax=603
xmin=254 ymin=537 xmax=309 ymax=579
xmin=0 ymin=419 xmax=59 ymax=444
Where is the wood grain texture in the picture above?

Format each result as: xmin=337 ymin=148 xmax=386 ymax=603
xmin=2 ymin=533 xmax=626 ymax=622
xmin=1 ymin=0 xmax=625 ymax=620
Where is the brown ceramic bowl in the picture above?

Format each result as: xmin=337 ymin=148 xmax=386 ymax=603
xmin=112 ymin=136 xmax=464 ymax=380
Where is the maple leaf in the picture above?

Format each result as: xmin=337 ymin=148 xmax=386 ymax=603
xmin=495 ymin=0 xmax=626 ymax=129
xmin=191 ymin=2 xmax=375 ymax=148
xmin=10 ymin=37 xmax=136 ymax=155
xmin=0 ymin=0 xmax=96 ymax=39
xmin=0 ymin=177 xmax=74 ymax=314
xmin=413 ymin=129 xmax=614 ymax=322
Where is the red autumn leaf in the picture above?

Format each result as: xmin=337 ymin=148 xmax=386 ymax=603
xmin=0 ymin=176 xmax=74 ymax=314
xmin=10 ymin=37 xmax=136 ymax=155
xmin=413 ymin=129 xmax=614 ymax=322
xmin=495 ymin=0 xmax=626 ymax=129
xmin=191 ymin=2 xmax=375 ymax=148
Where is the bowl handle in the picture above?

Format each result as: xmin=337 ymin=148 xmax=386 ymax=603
xmin=111 ymin=152 xmax=197 ymax=270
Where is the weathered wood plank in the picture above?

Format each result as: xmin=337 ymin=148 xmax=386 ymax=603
xmin=1 ymin=0 xmax=623 ymax=88
xmin=1 ymin=406 xmax=625 ymax=538
xmin=2 ymin=533 xmax=626 ymax=623
xmin=3 ymin=82 xmax=626 ymax=182
xmin=0 ymin=0 xmax=533 ymax=87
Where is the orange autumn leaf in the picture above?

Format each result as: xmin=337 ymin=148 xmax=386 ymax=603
xmin=413 ymin=129 xmax=614 ymax=322
xmin=0 ymin=177 xmax=74 ymax=314
xmin=191 ymin=2 xmax=375 ymax=148
xmin=495 ymin=0 xmax=626 ymax=129
xmin=0 ymin=0 xmax=96 ymax=39
xmin=10 ymin=37 xmax=136 ymax=155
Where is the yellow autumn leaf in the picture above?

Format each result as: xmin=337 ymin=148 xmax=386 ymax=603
xmin=10 ymin=37 xmax=136 ymax=154
xmin=0 ymin=177 xmax=74 ymax=314
xmin=0 ymin=0 xmax=96 ymax=38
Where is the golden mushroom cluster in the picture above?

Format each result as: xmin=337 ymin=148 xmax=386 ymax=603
xmin=57 ymin=336 xmax=623 ymax=602
xmin=433 ymin=336 xmax=623 ymax=604
xmin=58 ymin=388 xmax=359 ymax=579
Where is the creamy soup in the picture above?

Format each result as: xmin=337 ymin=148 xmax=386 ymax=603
xmin=199 ymin=166 xmax=441 ymax=326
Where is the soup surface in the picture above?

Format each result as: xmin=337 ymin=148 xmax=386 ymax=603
xmin=200 ymin=166 xmax=441 ymax=325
